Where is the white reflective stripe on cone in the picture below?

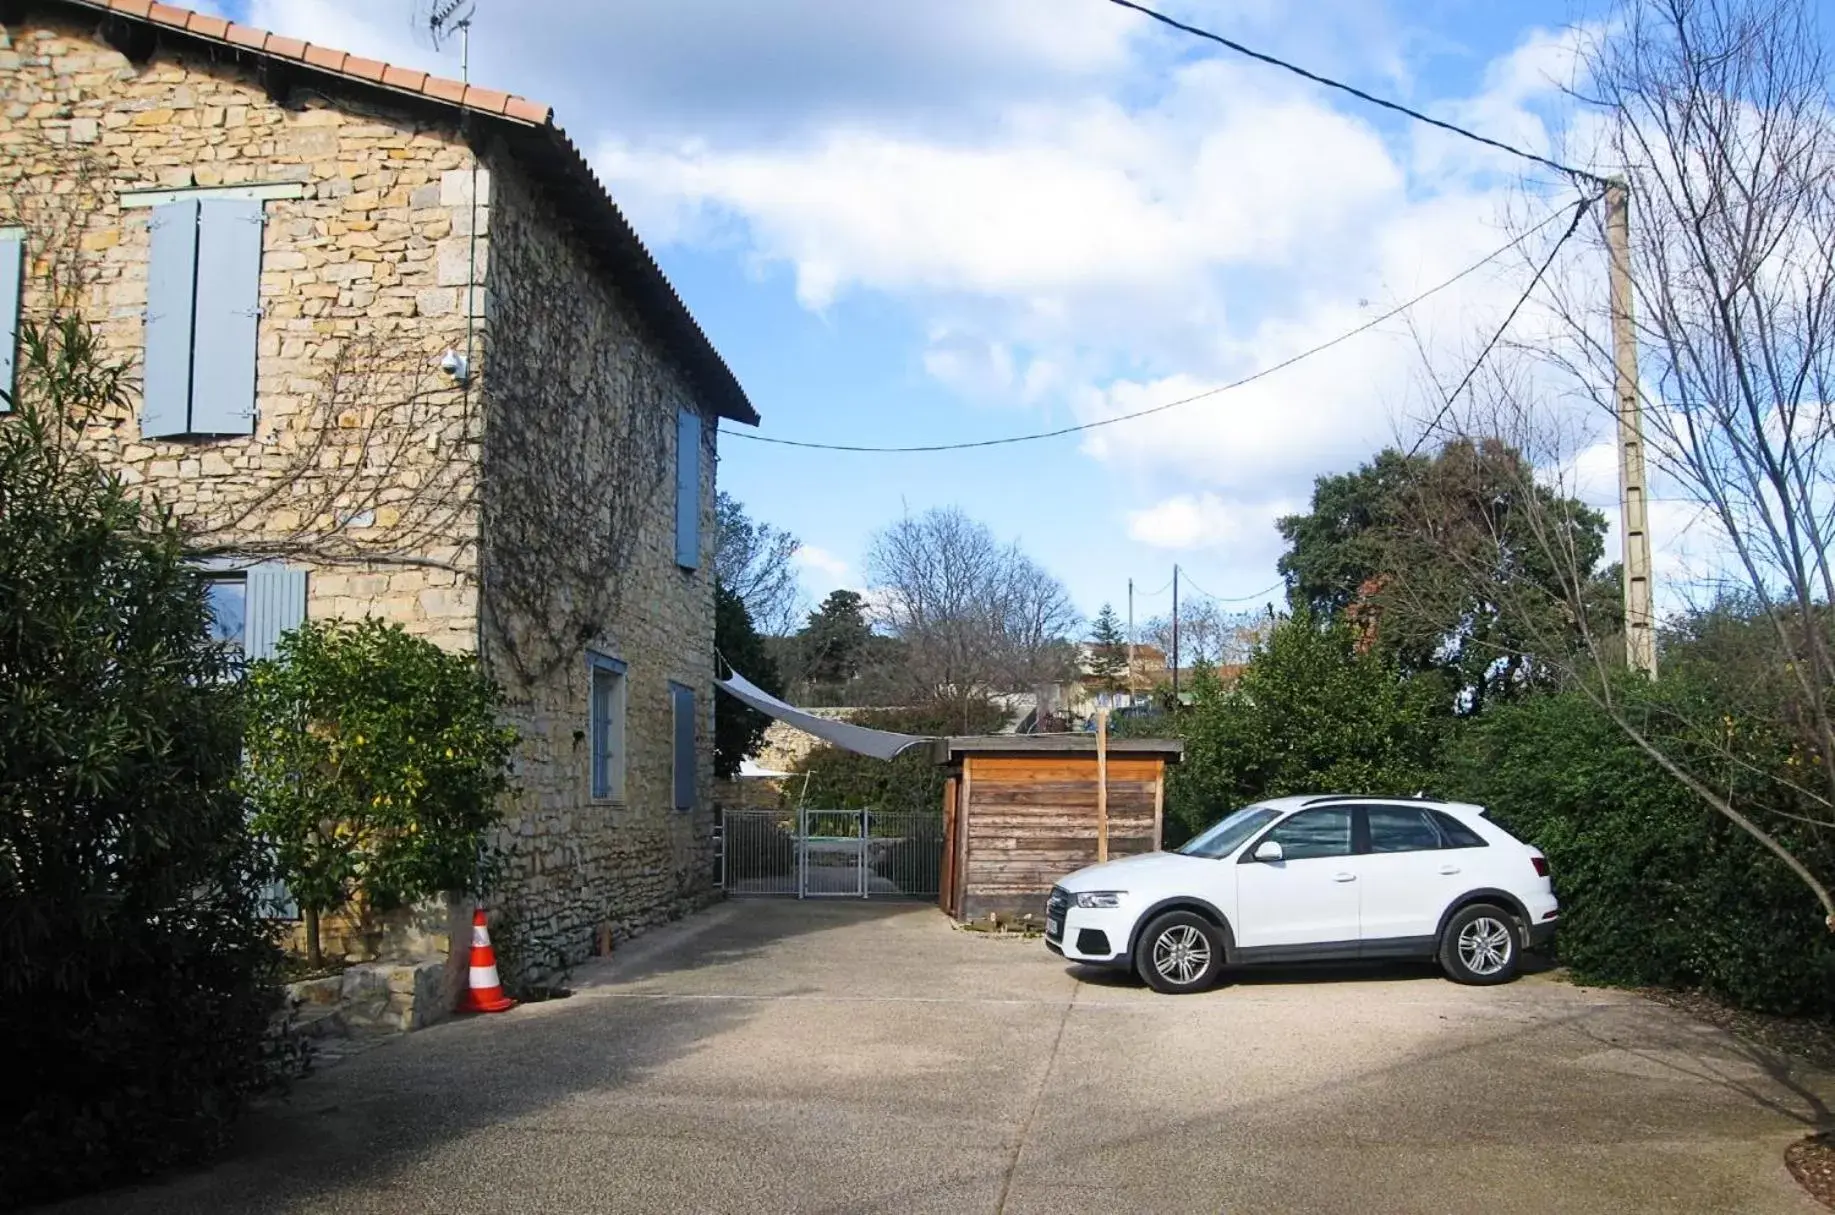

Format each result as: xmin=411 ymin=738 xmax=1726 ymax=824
xmin=471 ymin=965 xmax=501 ymax=988
xmin=472 ymin=924 xmax=489 ymax=946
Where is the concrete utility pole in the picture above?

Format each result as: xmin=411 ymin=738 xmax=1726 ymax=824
xmin=1126 ymin=578 xmax=1136 ymax=703
xmin=1606 ymin=178 xmax=1657 ymax=677
xmin=1171 ymin=565 xmax=1181 ymax=708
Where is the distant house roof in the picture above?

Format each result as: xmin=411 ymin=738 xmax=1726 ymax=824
xmin=46 ymin=0 xmax=760 ymax=427
xmin=935 ymin=735 xmax=1184 ymax=764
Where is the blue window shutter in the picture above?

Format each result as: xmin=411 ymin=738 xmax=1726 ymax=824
xmin=190 ymin=199 xmax=262 ymax=434
xmin=672 ymin=683 xmax=696 ymax=810
xmin=675 ymin=408 xmax=701 ymax=569
xmin=244 ymin=563 xmax=307 ymax=662
xmin=142 ymin=201 xmax=199 ymax=438
xmin=0 ymin=233 xmax=21 ymax=412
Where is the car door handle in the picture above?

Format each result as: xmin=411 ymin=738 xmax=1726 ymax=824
xmin=1439 ymin=864 xmax=1461 ymax=875
xmin=1332 ymin=872 xmax=1357 ymax=883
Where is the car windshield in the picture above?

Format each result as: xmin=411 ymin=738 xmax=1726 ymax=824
xmin=1176 ymin=806 xmax=1282 ymax=859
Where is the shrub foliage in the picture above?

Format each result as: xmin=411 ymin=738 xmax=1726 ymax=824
xmin=243 ymin=617 xmax=517 ymax=966
xmin=0 ymin=320 xmax=292 ymax=1207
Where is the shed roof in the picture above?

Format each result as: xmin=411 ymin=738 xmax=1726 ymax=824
xmin=44 ymin=0 xmax=760 ymax=427
xmin=936 ymin=735 xmax=1184 ymax=764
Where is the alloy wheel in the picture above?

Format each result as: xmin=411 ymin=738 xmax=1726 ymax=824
xmin=1153 ymin=924 xmax=1211 ymax=985
xmin=1457 ymin=916 xmax=1513 ymax=976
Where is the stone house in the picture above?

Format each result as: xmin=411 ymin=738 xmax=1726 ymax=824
xmin=0 ymin=0 xmax=759 ymax=976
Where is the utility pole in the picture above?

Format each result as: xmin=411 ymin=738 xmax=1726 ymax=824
xmin=1126 ymin=578 xmax=1136 ymax=703
xmin=1171 ymin=565 xmax=1181 ymax=709
xmin=1606 ymin=178 xmax=1657 ymax=677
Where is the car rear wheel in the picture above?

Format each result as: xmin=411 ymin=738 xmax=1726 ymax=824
xmin=1439 ymin=903 xmax=1520 ymax=985
xmin=1135 ymin=911 xmax=1225 ymax=994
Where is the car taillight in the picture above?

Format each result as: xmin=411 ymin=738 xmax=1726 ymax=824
xmin=1531 ymin=856 xmax=1550 ymax=878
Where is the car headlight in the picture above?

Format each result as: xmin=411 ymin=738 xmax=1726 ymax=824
xmin=1075 ymin=891 xmax=1125 ymax=909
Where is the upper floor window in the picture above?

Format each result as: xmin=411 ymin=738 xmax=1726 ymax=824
xmin=675 ymin=408 xmax=701 ymax=570
xmin=142 ymin=198 xmax=264 ymax=438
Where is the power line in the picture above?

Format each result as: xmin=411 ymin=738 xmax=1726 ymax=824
xmin=719 ymin=196 xmax=1590 ymax=455
xmin=1405 ymin=192 xmax=1598 ymax=458
xmin=1176 ymin=574 xmax=1287 ymax=606
xmin=1105 ymin=0 xmax=1608 ymax=189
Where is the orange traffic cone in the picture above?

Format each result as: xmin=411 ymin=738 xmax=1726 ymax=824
xmin=459 ymin=907 xmax=516 ymax=1014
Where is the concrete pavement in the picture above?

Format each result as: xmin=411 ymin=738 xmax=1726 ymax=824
xmin=52 ymin=900 xmax=1833 ymax=1213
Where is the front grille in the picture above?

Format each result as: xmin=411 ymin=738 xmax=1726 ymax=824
xmin=1047 ymin=887 xmax=1070 ymax=918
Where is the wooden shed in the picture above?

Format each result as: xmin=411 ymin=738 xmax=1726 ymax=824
xmin=935 ymin=735 xmax=1184 ymax=921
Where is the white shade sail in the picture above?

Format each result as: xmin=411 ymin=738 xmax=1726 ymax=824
xmin=715 ymin=671 xmax=930 ymax=762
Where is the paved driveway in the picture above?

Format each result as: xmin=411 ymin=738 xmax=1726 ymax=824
xmin=58 ymin=901 xmax=1832 ymax=1214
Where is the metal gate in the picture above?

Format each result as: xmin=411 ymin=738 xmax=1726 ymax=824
xmin=721 ymin=807 xmax=943 ymax=899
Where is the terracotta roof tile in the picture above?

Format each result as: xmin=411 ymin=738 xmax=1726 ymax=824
xmin=224 ymin=24 xmax=267 ymax=51
xmin=503 ymin=96 xmax=550 ymax=125
xmin=341 ymin=55 xmax=387 ymax=84
xmin=381 ymin=65 xmax=428 ymax=92
xmin=301 ymin=44 xmax=346 ymax=73
xmin=63 ymin=0 xmax=552 ymax=127
xmin=422 ymin=76 xmax=467 ymax=106
xmin=183 ymin=11 xmax=228 ymax=39
xmin=460 ymin=86 xmax=512 ymax=115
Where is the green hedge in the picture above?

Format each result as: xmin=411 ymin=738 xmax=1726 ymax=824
xmin=1446 ymin=690 xmax=1835 ymax=1017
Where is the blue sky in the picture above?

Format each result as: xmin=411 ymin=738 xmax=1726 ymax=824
xmin=209 ymin=0 xmax=1631 ymax=630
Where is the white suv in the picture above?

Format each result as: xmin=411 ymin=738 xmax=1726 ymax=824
xmin=1045 ymin=795 xmax=1557 ymax=994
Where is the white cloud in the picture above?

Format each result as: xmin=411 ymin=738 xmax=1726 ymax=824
xmin=793 ymin=544 xmax=851 ymax=581
xmin=1127 ymin=493 xmax=1293 ymax=553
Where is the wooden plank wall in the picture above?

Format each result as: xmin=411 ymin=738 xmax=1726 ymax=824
xmin=962 ymin=756 xmax=1162 ymax=910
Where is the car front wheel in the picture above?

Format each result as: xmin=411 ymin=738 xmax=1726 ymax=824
xmin=1439 ymin=904 xmax=1520 ymax=985
xmin=1135 ymin=911 xmax=1225 ymax=994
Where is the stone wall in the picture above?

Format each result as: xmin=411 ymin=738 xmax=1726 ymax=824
xmin=474 ymin=140 xmax=720 ymax=981
xmin=1 ymin=13 xmax=726 ymax=982
xmin=0 ymin=13 xmax=482 ymax=648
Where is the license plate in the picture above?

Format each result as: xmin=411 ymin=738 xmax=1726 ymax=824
xmin=1047 ymin=917 xmax=1062 ymax=937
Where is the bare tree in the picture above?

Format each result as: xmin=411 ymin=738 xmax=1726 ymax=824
xmin=714 ymin=492 xmax=802 ymax=636
xmin=1143 ymin=601 xmax=1264 ymax=669
xmin=865 ymin=507 xmax=1079 ymax=713
xmin=1407 ymin=0 xmax=1835 ymax=929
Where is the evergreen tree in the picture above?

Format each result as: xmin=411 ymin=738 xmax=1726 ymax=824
xmin=1087 ymin=602 xmax=1128 ymax=693
xmin=715 ymin=581 xmax=781 ymax=778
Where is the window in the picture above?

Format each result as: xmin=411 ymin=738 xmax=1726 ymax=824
xmin=0 ymin=229 xmax=21 ymax=411
xmin=203 ymin=574 xmax=248 ymax=657
xmin=1431 ymin=810 xmax=1488 ymax=849
xmin=143 ymin=198 xmax=263 ymax=438
xmin=670 ymin=682 xmax=696 ymax=810
xmin=1367 ymin=806 xmax=1446 ymax=853
xmin=1258 ymin=808 xmax=1353 ymax=860
xmin=589 ymin=654 xmax=627 ymax=801
xmin=196 ymin=563 xmax=304 ymax=663
xmin=674 ymin=408 xmax=701 ymax=569
xmin=1178 ymin=806 xmax=1281 ymax=859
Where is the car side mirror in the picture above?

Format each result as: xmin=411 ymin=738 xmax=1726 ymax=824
xmin=1253 ymin=840 xmax=1284 ymax=863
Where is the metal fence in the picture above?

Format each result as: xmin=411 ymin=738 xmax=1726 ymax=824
xmin=721 ymin=807 xmax=943 ymax=900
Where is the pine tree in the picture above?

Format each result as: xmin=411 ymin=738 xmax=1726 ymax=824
xmin=1087 ymin=602 xmax=1128 ymax=693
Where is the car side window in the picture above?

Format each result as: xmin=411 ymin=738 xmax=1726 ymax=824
xmin=1367 ymin=807 xmax=1445 ymax=853
xmin=1259 ymin=808 xmax=1353 ymax=860
xmin=1430 ymin=810 xmax=1488 ymax=849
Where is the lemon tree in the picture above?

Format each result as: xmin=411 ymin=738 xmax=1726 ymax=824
xmin=242 ymin=618 xmax=517 ymax=966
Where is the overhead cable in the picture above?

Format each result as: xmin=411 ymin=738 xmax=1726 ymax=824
xmin=1177 ymin=575 xmax=1287 ymax=605
xmin=719 ymin=196 xmax=1591 ymax=455
xmin=1104 ymin=0 xmax=1609 ymax=189
xmin=1405 ymin=193 xmax=1597 ymax=458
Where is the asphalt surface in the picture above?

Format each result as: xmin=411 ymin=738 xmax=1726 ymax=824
xmin=53 ymin=900 xmax=1833 ymax=1214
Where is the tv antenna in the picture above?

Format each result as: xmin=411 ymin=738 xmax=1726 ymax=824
xmin=414 ymin=1 xmax=478 ymax=76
